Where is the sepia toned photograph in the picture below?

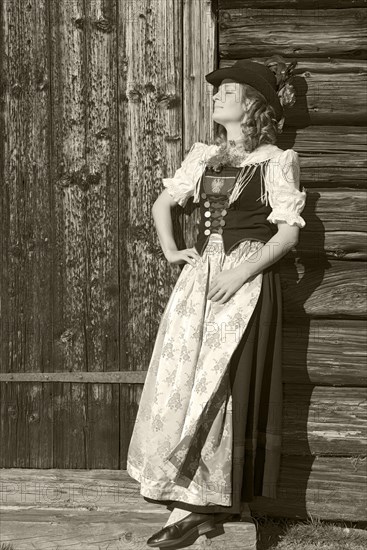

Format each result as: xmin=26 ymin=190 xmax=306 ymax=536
xmin=0 ymin=1 xmax=366 ymax=549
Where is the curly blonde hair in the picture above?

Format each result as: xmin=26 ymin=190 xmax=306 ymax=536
xmin=213 ymin=83 xmax=283 ymax=153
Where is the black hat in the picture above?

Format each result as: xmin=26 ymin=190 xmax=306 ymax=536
xmin=205 ymin=60 xmax=283 ymax=121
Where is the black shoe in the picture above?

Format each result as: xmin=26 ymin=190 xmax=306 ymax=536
xmin=212 ymin=511 xmax=236 ymax=524
xmin=146 ymin=511 xmax=217 ymax=548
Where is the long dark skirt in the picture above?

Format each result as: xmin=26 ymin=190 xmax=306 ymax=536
xmin=144 ymin=262 xmax=283 ymax=515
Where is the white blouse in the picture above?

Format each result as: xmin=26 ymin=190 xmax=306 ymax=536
xmin=162 ymin=142 xmax=307 ymax=228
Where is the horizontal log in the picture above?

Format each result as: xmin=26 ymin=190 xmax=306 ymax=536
xmin=280 ymin=126 xmax=367 ymax=187
xmin=300 ymin=158 xmax=367 ymax=185
xmin=281 ymin=259 xmax=367 ymax=319
xmin=282 ymin=385 xmax=367 ymax=455
xmin=299 ymin=231 xmax=367 ymax=261
xmin=283 ymin=319 xmax=367 ymax=386
xmin=219 ymin=9 xmax=367 ymax=59
xmin=300 ymin=190 xmax=367 ymax=231
xmin=280 ymin=125 xmax=367 ymax=155
xmin=251 ymin=455 xmax=367 ymax=521
xmin=219 ymin=59 xmax=367 ymax=126
xmin=1 ymin=466 xmax=365 ymax=522
xmin=219 ymin=1 xmax=367 ymax=8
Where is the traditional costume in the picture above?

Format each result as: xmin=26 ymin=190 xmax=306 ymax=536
xmin=127 ymin=140 xmax=307 ymax=514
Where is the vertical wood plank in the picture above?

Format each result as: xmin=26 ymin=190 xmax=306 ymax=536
xmin=83 ymin=0 xmax=120 ymax=468
xmin=48 ymin=0 xmax=121 ymax=468
xmin=0 ymin=0 xmax=53 ymax=466
xmin=117 ymin=0 xmax=184 ymax=466
xmin=183 ymin=0 xmax=217 ymax=144
xmin=49 ymin=0 xmax=89 ymax=468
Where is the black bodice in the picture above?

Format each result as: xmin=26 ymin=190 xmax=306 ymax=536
xmin=193 ymin=163 xmax=277 ymax=256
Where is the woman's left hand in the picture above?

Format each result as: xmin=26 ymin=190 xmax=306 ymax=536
xmin=207 ymin=267 xmax=249 ymax=304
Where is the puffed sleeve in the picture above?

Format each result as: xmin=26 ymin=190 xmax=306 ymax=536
xmin=266 ymin=149 xmax=307 ymax=228
xmin=162 ymin=142 xmax=207 ymax=207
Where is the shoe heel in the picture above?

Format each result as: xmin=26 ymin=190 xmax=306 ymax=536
xmin=197 ymin=519 xmax=216 ymax=537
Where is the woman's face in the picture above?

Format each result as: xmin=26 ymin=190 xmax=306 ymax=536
xmin=212 ymin=79 xmax=247 ymax=125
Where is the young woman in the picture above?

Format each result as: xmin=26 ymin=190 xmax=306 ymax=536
xmin=127 ymin=57 xmax=307 ymax=548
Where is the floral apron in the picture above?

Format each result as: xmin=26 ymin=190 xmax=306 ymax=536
xmin=127 ymin=225 xmax=266 ymax=507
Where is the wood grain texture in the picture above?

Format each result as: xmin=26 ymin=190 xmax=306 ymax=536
xmin=280 ymin=258 xmax=367 ymax=319
xmin=299 ymin=160 xmax=367 ymax=186
xmin=218 ymin=8 xmax=367 ymax=59
xmin=282 ymin=385 xmax=367 ymax=455
xmin=250 ymin=455 xmax=367 ymax=521
xmin=219 ymin=0 xmax=367 ymax=8
xmin=280 ymin=125 xmax=367 ymax=187
xmin=280 ymin=125 xmax=367 ymax=154
xmin=283 ymin=320 xmax=367 ymax=386
xmin=299 ymin=190 xmax=367 ymax=231
xmin=0 ymin=0 xmax=217 ymax=469
xmin=0 ymin=509 xmax=257 ymax=549
xmin=299 ymin=231 xmax=367 ymax=261
xmin=279 ymin=126 xmax=367 ymax=184
xmin=0 ymin=512 xmax=257 ymax=550
xmin=48 ymin=0 xmax=120 ymax=469
xmin=50 ymin=0 xmax=119 ymax=371
xmin=0 ymin=0 xmax=54 ymax=468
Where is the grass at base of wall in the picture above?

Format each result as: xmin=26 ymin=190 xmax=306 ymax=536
xmin=254 ymin=514 xmax=367 ymax=550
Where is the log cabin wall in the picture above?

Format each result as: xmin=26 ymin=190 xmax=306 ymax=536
xmin=215 ymin=0 xmax=367 ymax=521
xmin=0 ymin=0 xmax=366 ymax=523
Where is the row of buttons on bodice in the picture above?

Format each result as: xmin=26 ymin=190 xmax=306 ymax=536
xmin=197 ymin=165 xmax=240 ymax=236
xmin=201 ymin=191 xmax=230 ymax=235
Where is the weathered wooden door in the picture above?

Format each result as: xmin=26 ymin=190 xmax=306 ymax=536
xmin=0 ymin=0 xmax=216 ymax=468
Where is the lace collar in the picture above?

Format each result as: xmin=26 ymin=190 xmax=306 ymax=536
xmin=203 ymin=142 xmax=282 ymax=167
xmin=193 ymin=143 xmax=285 ymax=206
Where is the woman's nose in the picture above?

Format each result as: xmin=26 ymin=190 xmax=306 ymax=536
xmin=213 ymin=92 xmax=223 ymax=104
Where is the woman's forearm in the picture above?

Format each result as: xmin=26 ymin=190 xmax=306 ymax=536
xmin=235 ymin=232 xmax=297 ymax=282
xmin=152 ymin=199 xmax=178 ymax=256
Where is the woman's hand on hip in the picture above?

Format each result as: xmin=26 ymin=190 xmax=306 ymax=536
xmin=165 ymin=247 xmax=201 ymax=267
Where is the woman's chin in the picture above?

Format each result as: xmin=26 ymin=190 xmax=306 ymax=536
xmin=212 ymin=112 xmax=226 ymax=124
